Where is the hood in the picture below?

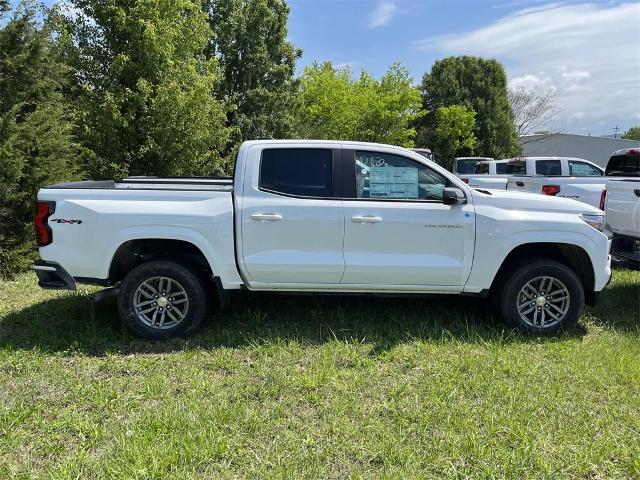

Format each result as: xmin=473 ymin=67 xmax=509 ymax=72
xmin=470 ymin=188 xmax=603 ymax=215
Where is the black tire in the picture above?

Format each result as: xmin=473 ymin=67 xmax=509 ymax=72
xmin=117 ymin=260 xmax=210 ymax=339
xmin=492 ymin=258 xmax=584 ymax=335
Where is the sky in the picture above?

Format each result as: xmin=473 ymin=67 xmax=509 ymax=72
xmin=23 ymin=0 xmax=640 ymax=136
xmin=288 ymin=0 xmax=640 ymax=136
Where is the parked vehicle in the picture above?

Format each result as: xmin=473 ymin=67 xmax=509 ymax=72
xmin=33 ymin=140 xmax=611 ymax=338
xmin=506 ymin=156 xmax=605 ymax=207
xmin=410 ymin=148 xmax=434 ymax=161
xmin=603 ymin=179 xmax=640 ymax=266
xmin=506 ymin=151 xmax=639 ymax=208
xmin=453 ymin=157 xmax=494 ymax=174
xmin=457 ymin=160 xmax=510 ymax=189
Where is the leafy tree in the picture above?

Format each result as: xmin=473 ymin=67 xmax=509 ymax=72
xmin=418 ymin=56 xmax=519 ymax=158
xmin=622 ymin=127 xmax=640 ymax=141
xmin=432 ymin=105 xmax=477 ymax=170
xmin=59 ymin=0 xmax=232 ymax=178
xmin=205 ymin=0 xmax=301 ymax=152
xmin=0 ymin=1 xmax=81 ymax=277
xmin=296 ymin=62 xmax=424 ymax=147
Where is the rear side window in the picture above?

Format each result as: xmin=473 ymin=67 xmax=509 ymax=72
xmin=569 ymin=161 xmax=602 ymax=176
xmin=505 ymin=161 xmax=526 ymax=174
xmin=259 ymin=149 xmax=333 ymax=197
xmin=535 ymin=160 xmax=561 ymax=176
xmin=606 ymin=154 xmax=640 ymax=176
xmin=495 ymin=163 xmax=506 ymax=174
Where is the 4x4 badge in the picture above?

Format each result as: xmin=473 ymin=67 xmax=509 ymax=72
xmin=51 ymin=219 xmax=83 ymax=224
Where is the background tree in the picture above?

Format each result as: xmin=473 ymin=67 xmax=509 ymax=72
xmin=431 ymin=105 xmax=477 ymax=170
xmin=0 ymin=1 xmax=81 ymax=277
xmin=418 ymin=56 xmax=519 ymax=159
xmin=59 ymin=0 xmax=232 ymax=179
xmin=206 ymin=0 xmax=300 ymax=157
xmin=622 ymin=127 xmax=640 ymax=141
xmin=296 ymin=62 xmax=423 ymax=147
xmin=508 ymin=86 xmax=560 ymax=143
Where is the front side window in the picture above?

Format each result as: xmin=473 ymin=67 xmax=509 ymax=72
xmin=535 ymin=160 xmax=561 ymax=176
xmin=569 ymin=161 xmax=602 ymax=176
xmin=355 ymin=151 xmax=447 ymax=201
xmin=259 ymin=148 xmax=333 ymax=197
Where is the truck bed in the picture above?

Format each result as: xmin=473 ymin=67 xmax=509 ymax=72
xmin=47 ymin=177 xmax=234 ymax=192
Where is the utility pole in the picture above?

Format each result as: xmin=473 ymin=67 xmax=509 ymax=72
xmin=612 ymin=126 xmax=620 ymax=138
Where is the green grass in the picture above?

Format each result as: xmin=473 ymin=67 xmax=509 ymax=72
xmin=1 ymin=270 xmax=639 ymax=479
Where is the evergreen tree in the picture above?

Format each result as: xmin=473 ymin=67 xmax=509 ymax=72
xmin=418 ymin=56 xmax=520 ymax=159
xmin=0 ymin=1 xmax=81 ymax=277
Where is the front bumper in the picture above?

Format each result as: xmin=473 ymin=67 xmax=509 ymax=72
xmin=32 ymin=260 xmax=76 ymax=290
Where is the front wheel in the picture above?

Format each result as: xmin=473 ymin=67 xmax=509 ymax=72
xmin=493 ymin=259 xmax=585 ymax=335
xmin=117 ymin=260 xmax=210 ymax=339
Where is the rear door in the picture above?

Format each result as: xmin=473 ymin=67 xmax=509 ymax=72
xmin=340 ymin=149 xmax=475 ymax=287
xmin=239 ymin=145 xmax=345 ymax=285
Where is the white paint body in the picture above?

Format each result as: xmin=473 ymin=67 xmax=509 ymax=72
xmin=457 ymin=160 xmax=510 ymax=189
xmin=38 ymin=140 xmax=612 ymax=296
xmin=604 ymin=180 xmax=640 ymax=239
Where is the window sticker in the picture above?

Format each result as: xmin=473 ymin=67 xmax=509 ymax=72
xmin=369 ymin=167 xmax=419 ymax=198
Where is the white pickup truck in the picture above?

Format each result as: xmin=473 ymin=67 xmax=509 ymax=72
xmin=505 ymin=156 xmax=609 ymax=207
xmin=33 ymin=140 xmax=611 ymax=339
xmin=457 ymin=160 xmax=509 ymax=189
xmin=604 ymin=179 xmax=640 ymax=266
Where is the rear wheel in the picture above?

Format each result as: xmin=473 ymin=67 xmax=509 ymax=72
xmin=117 ymin=260 xmax=210 ymax=339
xmin=493 ymin=259 xmax=584 ymax=334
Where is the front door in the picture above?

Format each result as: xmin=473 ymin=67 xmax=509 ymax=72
xmin=341 ymin=149 xmax=475 ymax=287
xmin=239 ymin=146 xmax=345 ymax=285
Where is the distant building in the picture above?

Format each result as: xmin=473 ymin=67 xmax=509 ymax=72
xmin=519 ymin=133 xmax=640 ymax=168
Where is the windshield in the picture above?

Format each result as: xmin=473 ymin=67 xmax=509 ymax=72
xmin=455 ymin=159 xmax=478 ymax=174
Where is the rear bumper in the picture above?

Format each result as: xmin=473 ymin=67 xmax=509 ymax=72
xmin=32 ymin=260 xmax=76 ymax=290
xmin=610 ymin=233 xmax=640 ymax=265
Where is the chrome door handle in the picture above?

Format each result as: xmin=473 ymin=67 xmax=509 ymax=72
xmin=251 ymin=213 xmax=283 ymax=221
xmin=351 ymin=215 xmax=382 ymax=223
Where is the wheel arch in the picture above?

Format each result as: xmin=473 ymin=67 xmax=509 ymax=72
xmin=108 ymin=238 xmax=214 ymax=285
xmin=490 ymin=242 xmax=596 ymax=304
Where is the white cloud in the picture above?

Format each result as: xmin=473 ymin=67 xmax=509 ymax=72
xmin=368 ymin=2 xmax=397 ymax=29
xmin=415 ymin=2 xmax=640 ymax=133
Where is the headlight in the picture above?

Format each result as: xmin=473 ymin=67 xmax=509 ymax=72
xmin=580 ymin=214 xmax=604 ymax=231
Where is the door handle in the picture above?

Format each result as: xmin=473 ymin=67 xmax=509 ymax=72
xmin=351 ymin=215 xmax=382 ymax=223
xmin=516 ymin=181 xmax=524 ymax=187
xmin=251 ymin=213 xmax=283 ymax=221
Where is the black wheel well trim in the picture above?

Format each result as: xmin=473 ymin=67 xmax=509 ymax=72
xmin=108 ymin=238 xmax=215 ymax=285
xmin=490 ymin=242 xmax=596 ymax=297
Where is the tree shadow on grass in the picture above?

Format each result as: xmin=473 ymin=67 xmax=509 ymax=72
xmin=1 ymin=280 xmax=618 ymax=356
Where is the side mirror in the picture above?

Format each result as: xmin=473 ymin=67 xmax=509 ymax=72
xmin=442 ymin=187 xmax=467 ymax=205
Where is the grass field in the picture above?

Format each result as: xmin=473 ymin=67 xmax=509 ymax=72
xmin=1 ymin=269 xmax=639 ymax=479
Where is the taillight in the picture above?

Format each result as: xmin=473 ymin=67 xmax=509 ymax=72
xmin=542 ymin=185 xmax=560 ymax=196
xmin=599 ymin=190 xmax=607 ymax=210
xmin=461 ymin=178 xmax=469 ymax=184
xmin=34 ymin=201 xmax=55 ymax=247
